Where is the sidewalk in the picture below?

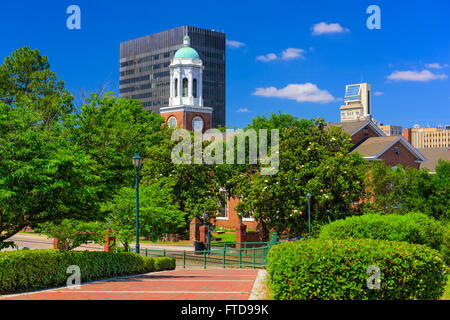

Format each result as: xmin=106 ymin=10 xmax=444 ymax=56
xmin=6 ymin=233 xmax=195 ymax=252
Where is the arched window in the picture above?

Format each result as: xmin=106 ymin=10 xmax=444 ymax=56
xmin=174 ymin=78 xmax=178 ymax=97
xmin=192 ymin=116 xmax=204 ymax=132
xmin=182 ymin=78 xmax=188 ymax=97
xmin=193 ymin=79 xmax=197 ymax=98
xmin=168 ymin=116 xmax=177 ymax=129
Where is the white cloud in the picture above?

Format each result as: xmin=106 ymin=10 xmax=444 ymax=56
xmin=425 ymin=63 xmax=443 ymax=69
xmin=253 ymin=83 xmax=335 ymax=104
xmin=281 ymin=48 xmax=305 ymax=60
xmin=256 ymin=53 xmax=277 ymax=62
xmin=373 ymin=91 xmax=384 ymax=96
xmin=312 ymin=22 xmax=350 ymax=35
xmin=425 ymin=63 xmax=449 ymax=69
xmin=237 ymin=108 xmax=251 ymax=113
xmin=387 ymin=70 xmax=448 ymax=82
xmin=226 ymin=39 xmax=246 ymax=48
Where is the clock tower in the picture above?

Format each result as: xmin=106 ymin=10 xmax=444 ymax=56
xmin=160 ymin=34 xmax=213 ymax=132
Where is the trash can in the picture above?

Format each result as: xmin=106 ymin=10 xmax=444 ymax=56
xmin=194 ymin=240 xmax=205 ymax=254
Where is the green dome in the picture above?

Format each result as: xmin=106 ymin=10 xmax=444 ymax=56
xmin=174 ymin=46 xmax=200 ymax=59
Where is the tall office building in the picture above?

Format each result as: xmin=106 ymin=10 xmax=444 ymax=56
xmin=340 ymin=83 xmax=372 ymax=122
xmin=119 ymin=26 xmax=226 ymax=127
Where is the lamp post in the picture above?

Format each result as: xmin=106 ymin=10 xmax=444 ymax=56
xmin=203 ymin=211 xmax=209 ymax=251
xmin=132 ymin=151 xmax=143 ymax=254
xmin=306 ymin=192 xmax=312 ymax=237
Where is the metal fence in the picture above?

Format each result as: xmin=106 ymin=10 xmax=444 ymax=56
xmin=129 ymin=233 xmax=278 ymax=269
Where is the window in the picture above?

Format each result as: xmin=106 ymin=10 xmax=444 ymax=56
xmin=193 ymin=78 xmax=197 ymax=98
xmin=168 ymin=116 xmax=177 ymax=129
xmin=394 ymin=147 xmax=400 ymax=155
xmin=216 ymin=188 xmax=228 ymax=219
xmin=182 ymin=78 xmax=188 ymax=97
xmin=174 ymin=78 xmax=178 ymax=97
xmin=192 ymin=116 xmax=204 ymax=132
xmin=363 ymin=128 xmax=368 ymax=135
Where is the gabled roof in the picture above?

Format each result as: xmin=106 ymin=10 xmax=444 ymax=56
xmin=417 ymin=148 xmax=450 ymax=173
xmin=326 ymin=120 xmax=385 ymax=137
xmin=351 ymin=136 xmax=426 ymax=162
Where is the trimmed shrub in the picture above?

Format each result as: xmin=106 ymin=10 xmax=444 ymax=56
xmin=267 ymin=238 xmax=447 ymax=300
xmin=0 ymin=250 xmax=175 ymax=295
xmin=318 ymin=212 xmax=447 ymax=257
xmin=142 ymin=257 xmax=156 ymax=272
xmin=154 ymin=257 xmax=176 ymax=271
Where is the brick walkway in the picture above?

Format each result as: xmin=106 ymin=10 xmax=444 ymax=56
xmin=1 ymin=268 xmax=259 ymax=300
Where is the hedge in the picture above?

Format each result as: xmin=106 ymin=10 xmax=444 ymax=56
xmin=154 ymin=257 xmax=176 ymax=271
xmin=318 ymin=212 xmax=448 ymax=261
xmin=267 ymin=238 xmax=447 ymax=300
xmin=0 ymin=249 xmax=175 ymax=295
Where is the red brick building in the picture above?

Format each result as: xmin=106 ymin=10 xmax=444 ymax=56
xmin=328 ymin=120 xmax=426 ymax=168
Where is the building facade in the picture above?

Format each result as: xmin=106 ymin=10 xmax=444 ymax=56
xmin=159 ymin=35 xmax=213 ymax=133
xmin=403 ymin=125 xmax=450 ymax=148
xmin=340 ymin=83 xmax=372 ymax=122
xmin=119 ymin=26 xmax=226 ymax=127
xmin=379 ymin=125 xmax=403 ymax=136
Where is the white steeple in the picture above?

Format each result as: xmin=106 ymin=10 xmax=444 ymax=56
xmin=168 ymin=35 xmax=204 ymax=108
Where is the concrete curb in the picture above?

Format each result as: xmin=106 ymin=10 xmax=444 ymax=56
xmin=248 ymin=269 xmax=268 ymax=300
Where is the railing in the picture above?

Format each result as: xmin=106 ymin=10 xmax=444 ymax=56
xmin=126 ymin=233 xmax=278 ymax=269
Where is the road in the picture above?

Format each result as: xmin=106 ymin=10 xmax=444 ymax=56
xmin=5 ymin=233 xmax=195 ymax=252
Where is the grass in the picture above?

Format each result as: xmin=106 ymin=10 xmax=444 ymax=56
xmin=210 ymin=232 xmax=236 ymax=243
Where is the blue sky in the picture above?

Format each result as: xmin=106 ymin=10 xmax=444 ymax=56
xmin=1 ymin=0 xmax=449 ymax=129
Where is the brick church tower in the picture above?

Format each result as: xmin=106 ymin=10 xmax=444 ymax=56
xmin=160 ymin=34 xmax=212 ymax=132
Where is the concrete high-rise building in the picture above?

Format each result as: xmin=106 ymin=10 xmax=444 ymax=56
xmin=340 ymin=83 xmax=372 ymax=122
xmin=119 ymin=26 xmax=226 ymax=127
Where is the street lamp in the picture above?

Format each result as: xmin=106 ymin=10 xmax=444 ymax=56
xmin=203 ymin=211 xmax=209 ymax=251
xmin=306 ymin=192 xmax=312 ymax=237
xmin=132 ymin=151 xmax=143 ymax=254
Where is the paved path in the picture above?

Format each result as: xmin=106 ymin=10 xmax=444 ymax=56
xmin=6 ymin=233 xmax=194 ymax=251
xmin=1 ymin=268 xmax=259 ymax=300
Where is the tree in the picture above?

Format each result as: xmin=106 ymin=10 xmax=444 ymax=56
xmin=0 ymin=47 xmax=105 ymax=248
xmin=363 ymin=160 xmax=450 ymax=221
xmin=142 ymin=129 xmax=226 ymax=223
xmin=101 ymin=178 xmax=186 ymax=251
xmin=0 ymin=103 xmax=102 ymax=245
xmin=67 ymin=94 xmax=166 ymax=203
xmin=229 ymin=113 xmax=366 ymax=238
xmin=0 ymin=46 xmax=74 ymax=125
xmin=38 ymin=219 xmax=105 ymax=251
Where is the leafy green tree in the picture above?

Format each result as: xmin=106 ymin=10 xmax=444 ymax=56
xmin=101 ymin=179 xmax=186 ymax=251
xmin=142 ymin=129 xmax=225 ymax=223
xmin=38 ymin=219 xmax=105 ymax=251
xmin=229 ymin=113 xmax=366 ymax=238
xmin=0 ymin=46 xmax=74 ymax=125
xmin=66 ymin=94 xmax=166 ymax=202
xmin=364 ymin=160 xmax=450 ymax=221
xmin=0 ymin=103 xmax=101 ymax=244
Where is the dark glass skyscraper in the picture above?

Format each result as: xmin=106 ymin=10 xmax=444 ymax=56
xmin=119 ymin=26 xmax=226 ymax=127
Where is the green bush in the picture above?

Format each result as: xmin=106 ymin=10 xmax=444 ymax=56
xmin=267 ymin=238 xmax=447 ymax=300
xmin=318 ymin=212 xmax=447 ymax=258
xmin=154 ymin=257 xmax=176 ymax=271
xmin=0 ymin=250 xmax=175 ymax=295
